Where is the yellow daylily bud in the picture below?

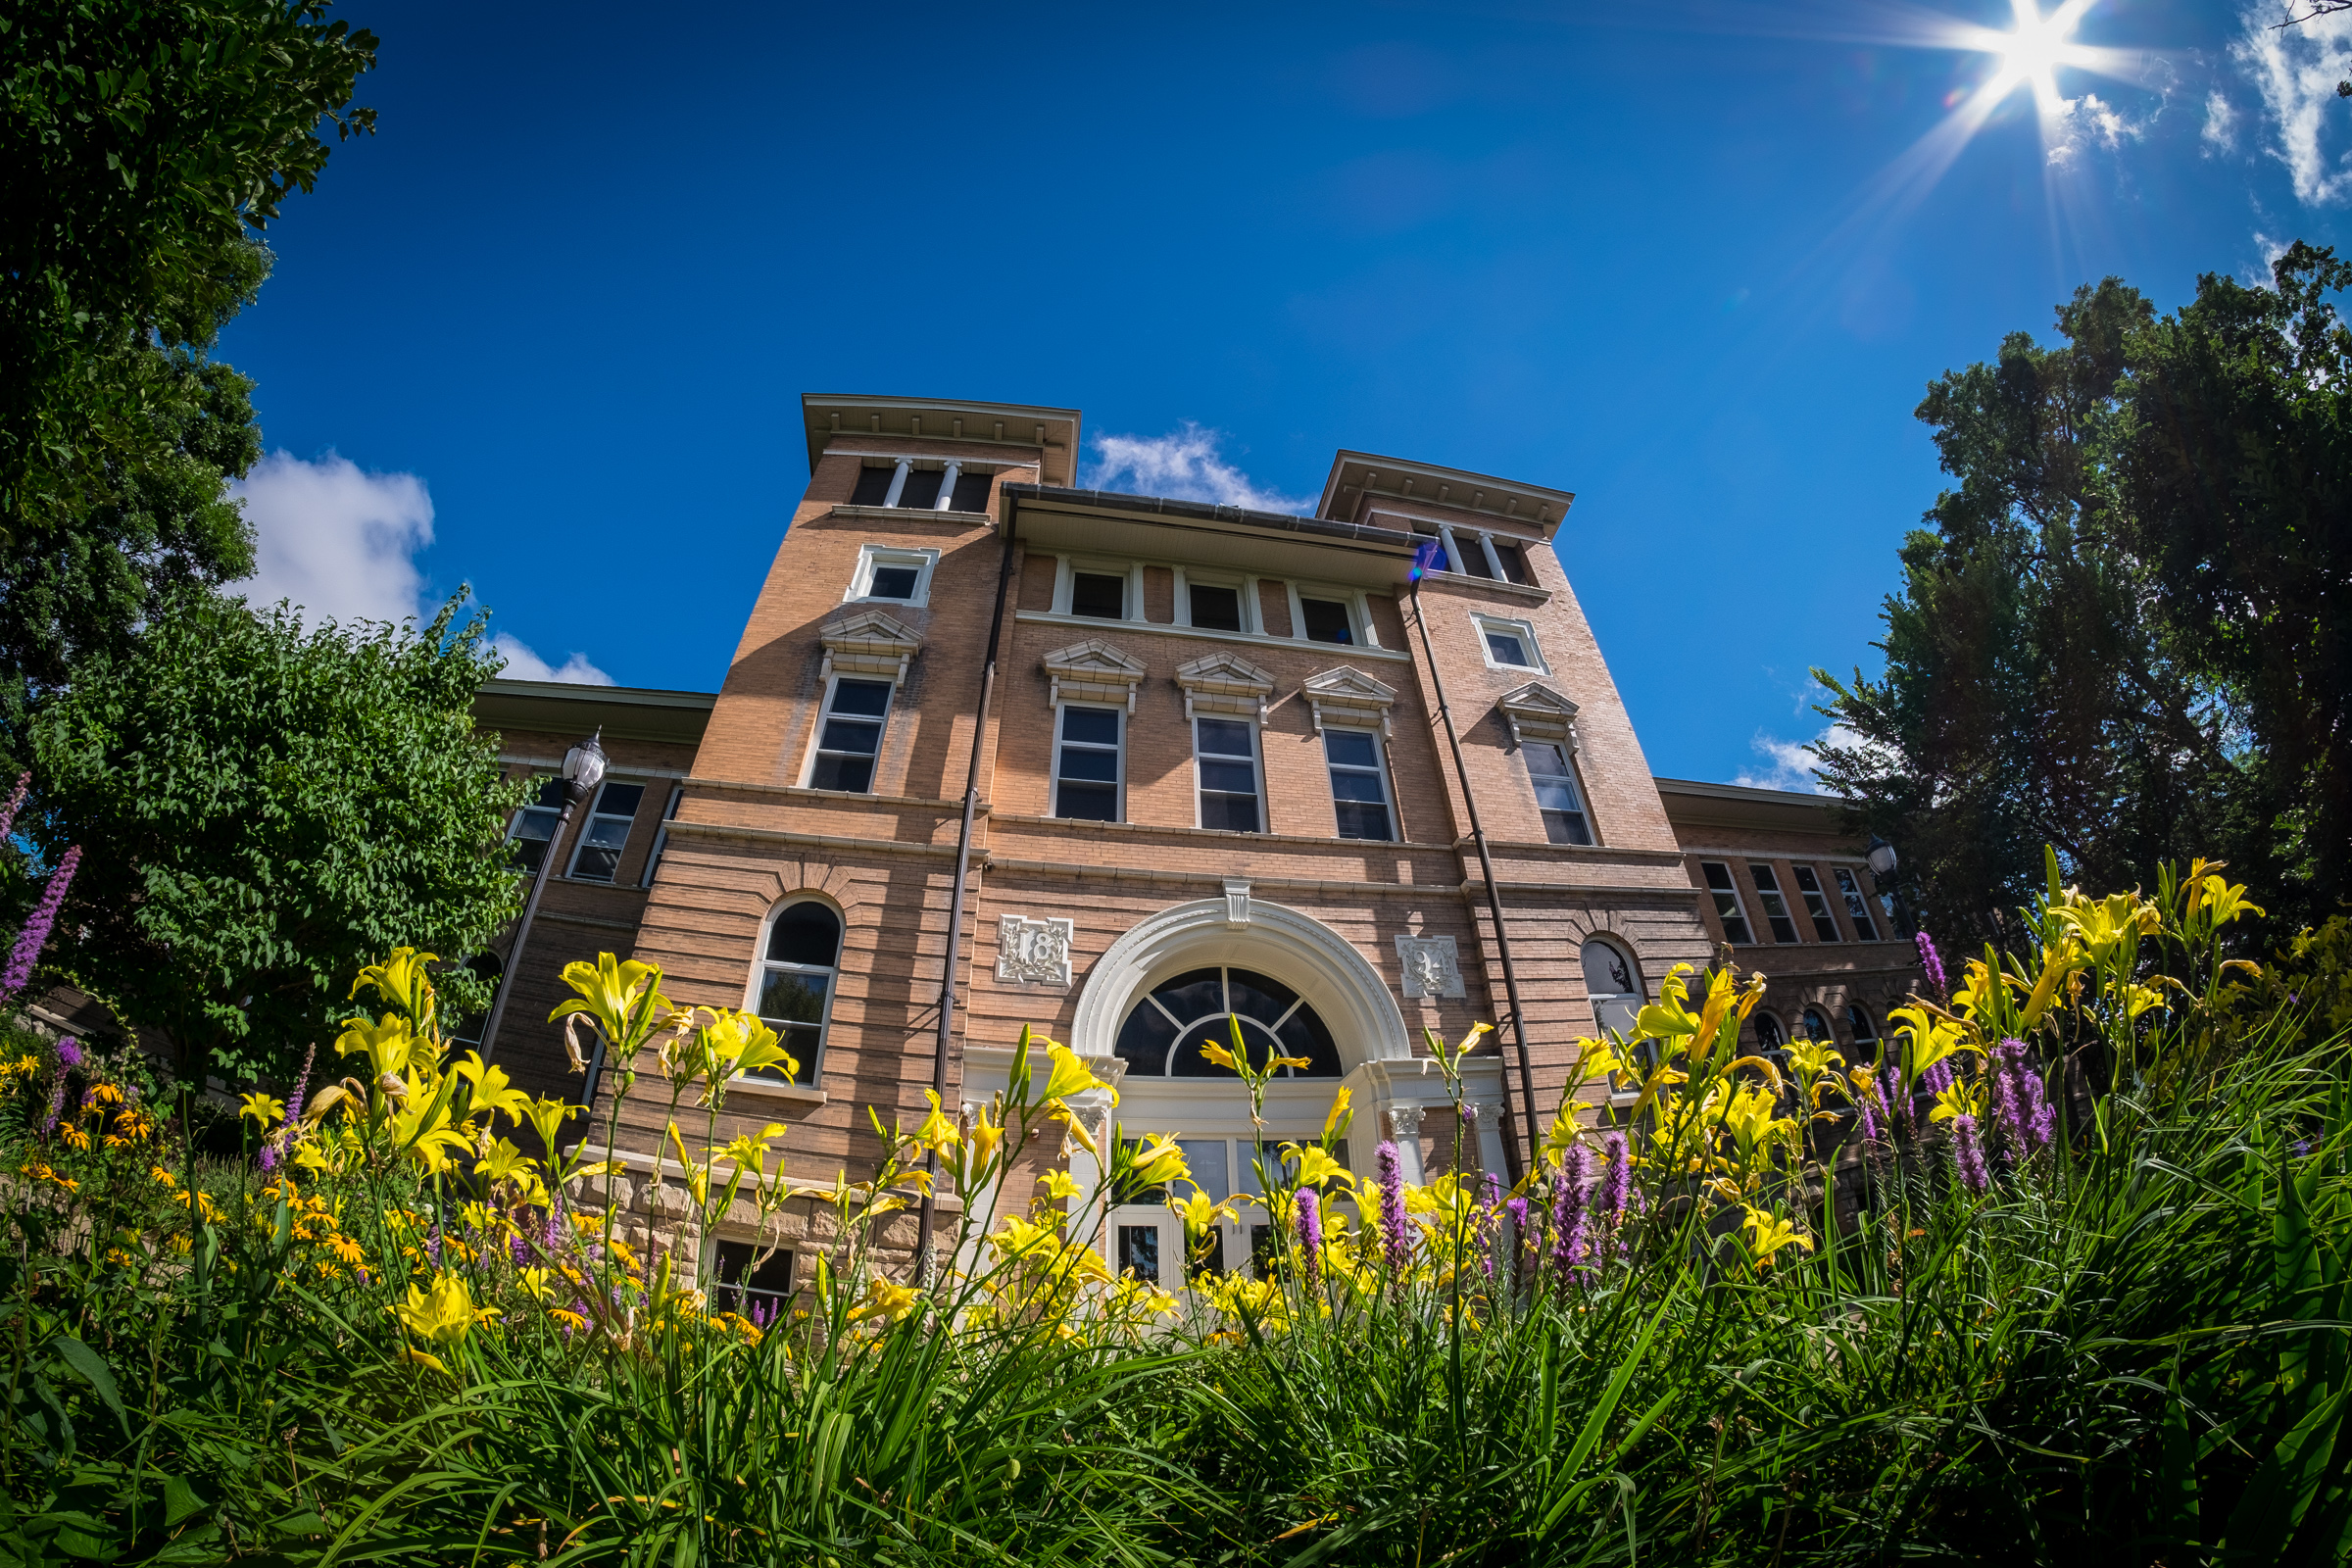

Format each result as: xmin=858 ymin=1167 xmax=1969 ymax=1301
xmin=912 ymin=1089 xmax=960 ymax=1153
xmin=1322 ymin=1086 xmax=1353 ymax=1143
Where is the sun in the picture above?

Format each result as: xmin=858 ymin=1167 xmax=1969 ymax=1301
xmin=1974 ymin=0 xmax=2102 ymax=115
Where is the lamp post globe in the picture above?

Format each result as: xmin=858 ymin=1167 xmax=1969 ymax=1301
xmin=477 ymin=728 xmax=607 ymax=1066
xmin=562 ymin=730 xmax=608 ymax=803
xmin=1866 ymin=835 xmax=1898 ymax=879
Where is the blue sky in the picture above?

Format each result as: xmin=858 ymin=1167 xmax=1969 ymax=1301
xmin=219 ymin=0 xmax=2352 ymax=788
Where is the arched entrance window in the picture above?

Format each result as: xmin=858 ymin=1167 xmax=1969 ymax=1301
xmin=1580 ymin=938 xmax=1645 ymax=1039
xmin=1752 ymin=1010 xmax=1787 ymax=1052
xmin=1847 ymin=1003 xmax=1882 ymax=1064
xmin=1115 ymin=967 xmax=1343 ymax=1078
xmin=750 ymin=900 xmax=839 ymax=1086
xmin=1800 ymin=1006 xmax=1833 ymax=1044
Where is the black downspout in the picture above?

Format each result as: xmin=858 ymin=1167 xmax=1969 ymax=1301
xmin=913 ymin=514 xmax=1018 ymax=1280
xmin=1407 ymin=580 xmax=1540 ymax=1183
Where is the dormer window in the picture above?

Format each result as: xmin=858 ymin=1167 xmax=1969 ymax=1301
xmin=848 ymin=459 xmax=993 ymax=512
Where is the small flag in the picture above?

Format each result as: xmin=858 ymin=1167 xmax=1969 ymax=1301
xmin=1409 ymin=540 xmax=1446 ymax=580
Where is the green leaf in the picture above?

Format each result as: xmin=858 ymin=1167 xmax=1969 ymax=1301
xmin=160 ymin=1474 xmax=205 ymax=1529
xmin=44 ymin=1339 xmax=124 ymax=1437
xmin=2224 ymin=1385 xmax=2350 ymax=1563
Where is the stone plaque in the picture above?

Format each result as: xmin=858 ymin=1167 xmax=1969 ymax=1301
xmin=1396 ymin=935 xmax=1466 ymax=1000
xmin=996 ymin=915 xmax=1074 ymax=987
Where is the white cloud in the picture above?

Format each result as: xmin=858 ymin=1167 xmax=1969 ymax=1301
xmin=2046 ymin=92 xmax=2144 ymax=167
xmin=2247 ymin=228 xmax=2297 ymax=286
xmin=2232 ymin=4 xmax=2352 ymax=204
xmin=1084 ymin=421 xmax=1313 ymax=514
xmin=488 ymin=633 xmax=612 ymax=686
xmin=2204 ymin=90 xmax=2240 ymax=155
xmin=1732 ymin=722 xmax=1860 ymax=794
xmin=229 ymin=450 xmax=434 ymax=626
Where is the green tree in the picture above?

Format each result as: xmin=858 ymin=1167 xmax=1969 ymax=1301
xmin=0 ymin=0 xmax=377 ymax=775
xmin=25 ymin=592 xmax=525 ymax=1087
xmin=1814 ymin=278 xmax=2247 ymax=948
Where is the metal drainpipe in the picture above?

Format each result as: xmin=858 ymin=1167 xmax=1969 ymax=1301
xmin=1406 ymin=580 xmax=1540 ymax=1183
xmin=913 ymin=512 xmax=1018 ymax=1281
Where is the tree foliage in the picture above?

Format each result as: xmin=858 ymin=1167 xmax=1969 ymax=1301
xmin=1818 ymin=245 xmax=2352 ymax=946
xmin=0 ymin=0 xmax=377 ymax=775
xmin=25 ymin=593 xmax=525 ymax=1084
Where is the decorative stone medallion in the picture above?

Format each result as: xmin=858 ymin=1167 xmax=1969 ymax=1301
xmin=996 ymin=915 xmax=1074 ymax=986
xmin=1395 ymin=934 xmax=1466 ymax=999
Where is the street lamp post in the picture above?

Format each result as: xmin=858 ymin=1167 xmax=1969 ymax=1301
xmin=1865 ymin=834 xmax=1915 ymax=939
xmin=476 ymin=729 xmax=608 ymax=1066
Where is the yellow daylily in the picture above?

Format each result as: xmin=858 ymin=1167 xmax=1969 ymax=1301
xmin=349 ymin=947 xmax=439 ymax=1024
xmin=2051 ymin=889 xmax=2162 ymax=965
xmin=1889 ymin=1004 xmax=1983 ymax=1089
xmin=334 ymin=1013 xmax=416 ymax=1081
xmin=1287 ymin=1144 xmax=1353 ymax=1191
xmin=454 ymin=1053 xmax=530 ymax=1126
xmin=1122 ymin=1132 xmax=1190 ymax=1190
xmin=966 ymin=1102 xmax=1004 ymax=1173
xmin=846 ymin=1274 xmax=919 ymax=1328
xmin=1037 ymin=1039 xmax=1110 ymax=1103
xmin=1742 ymin=1206 xmax=1813 ymax=1268
xmin=239 ymin=1092 xmax=286 ymax=1128
xmin=474 ymin=1138 xmax=546 ymax=1196
xmin=1322 ymin=1086 xmax=1353 ymax=1144
xmin=1928 ymin=1079 xmax=1983 ymax=1125
xmin=1036 ymin=1168 xmax=1082 ymax=1201
xmin=397 ymin=1272 xmax=495 ymax=1346
xmin=911 ymin=1089 xmax=960 ymax=1153
xmin=518 ymin=1095 xmax=576 ymax=1152
xmin=1200 ymin=1037 xmax=1240 ymax=1072
xmin=1169 ymin=1185 xmax=1239 ymax=1244
xmin=549 ymin=953 xmax=673 ymax=1058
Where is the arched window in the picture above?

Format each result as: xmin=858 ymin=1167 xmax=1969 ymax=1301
xmin=1751 ymin=1010 xmax=1787 ymax=1052
xmin=1115 ymin=967 xmax=1342 ymax=1078
xmin=1799 ymin=1006 xmax=1833 ymax=1044
xmin=750 ymin=900 xmax=839 ymax=1086
xmin=1846 ymin=1004 xmax=1882 ymax=1064
xmin=1581 ymin=938 xmax=1645 ymax=1040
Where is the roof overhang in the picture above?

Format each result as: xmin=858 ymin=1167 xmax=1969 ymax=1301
xmin=473 ymin=680 xmax=716 ymax=748
xmin=1651 ymin=775 xmax=1845 ymax=836
xmin=1003 ymin=484 xmax=1421 ymax=588
xmin=802 ymin=394 xmax=1082 ymax=485
xmin=1317 ymin=450 xmax=1574 ymax=537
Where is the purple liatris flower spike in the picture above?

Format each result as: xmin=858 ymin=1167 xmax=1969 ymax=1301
xmin=1593 ymin=1131 xmax=1632 ymax=1260
xmin=0 ymin=772 xmax=27 ymax=844
xmin=55 ymin=1037 xmax=82 ymax=1069
xmin=1551 ymin=1142 xmax=1594 ymax=1282
xmin=1376 ymin=1141 xmax=1412 ymax=1272
xmin=1952 ymin=1112 xmax=1989 ymax=1193
xmin=1923 ymin=1058 xmax=1953 ymax=1098
xmin=1988 ymin=1039 xmax=2028 ymax=1152
xmin=1855 ymin=1077 xmax=1883 ymax=1145
xmin=2 ymin=845 xmax=79 ymax=1003
xmin=283 ymin=1042 xmax=315 ymax=1128
xmin=1915 ymin=930 xmax=1947 ymax=1000
xmin=1295 ymin=1188 xmax=1323 ymax=1286
xmin=258 ymin=1144 xmax=278 ymax=1173
xmin=42 ymin=1064 xmax=68 ymax=1135
xmin=512 ymin=1233 xmax=532 ymax=1267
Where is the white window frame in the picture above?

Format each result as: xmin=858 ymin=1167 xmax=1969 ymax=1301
xmin=1748 ymin=861 xmax=1801 ymax=945
xmin=1171 ymin=566 xmax=1259 ymax=635
xmin=1521 ymin=739 xmax=1594 ymax=846
xmin=741 ymin=896 xmax=844 ymax=1087
xmin=640 ymin=783 xmax=683 ymax=889
xmin=1051 ymin=701 xmax=1126 ymax=822
xmin=1833 ymin=865 xmax=1883 ymax=941
xmin=1191 ymin=711 xmax=1266 ymax=833
xmin=798 ymin=671 xmax=897 ymax=794
xmin=1054 ymin=556 xmax=1144 ymax=622
xmin=1319 ymin=720 xmax=1396 ymax=842
xmin=1286 ymin=582 xmax=1377 ymax=649
xmin=564 ymin=777 xmax=647 ymax=883
xmin=1790 ymin=863 xmax=1843 ymax=943
xmin=844 ymin=544 xmax=941 ymax=608
xmin=703 ymin=1236 xmax=796 ymax=1319
xmin=1471 ymin=612 xmax=1548 ymax=674
xmin=505 ymin=777 xmax=564 ymax=872
xmin=1700 ymin=860 xmax=1755 ymax=946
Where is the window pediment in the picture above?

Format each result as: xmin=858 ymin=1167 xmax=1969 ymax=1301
xmin=1174 ymin=650 xmax=1276 ymax=722
xmin=1497 ymin=681 xmax=1581 ymax=750
xmin=1043 ymin=637 xmax=1147 ymax=711
xmin=819 ymin=610 xmax=922 ymax=683
xmin=1300 ymin=665 xmax=1399 ymax=734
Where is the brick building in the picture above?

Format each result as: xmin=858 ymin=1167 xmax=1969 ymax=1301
xmin=470 ymin=392 xmax=1915 ymax=1289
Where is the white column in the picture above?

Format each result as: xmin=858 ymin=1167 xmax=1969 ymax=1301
xmin=934 ymin=461 xmax=961 ymax=511
xmin=1435 ymin=524 xmax=1465 ymax=575
xmin=1479 ymin=533 xmax=1508 ymax=582
xmin=880 ymin=458 xmax=911 ymax=509
xmin=1386 ymin=1104 xmax=1428 ymax=1184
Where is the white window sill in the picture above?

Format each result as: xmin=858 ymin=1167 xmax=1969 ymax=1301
xmin=828 ymin=505 xmax=993 ymax=524
xmin=1013 ymin=611 xmax=1412 ymax=662
xmin=725 ymin=1075 xmax=827 ymax=1105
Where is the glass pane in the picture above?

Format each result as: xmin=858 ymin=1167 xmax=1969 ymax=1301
xmin=1299 ymin=598 xmax=1352 ymax=644
xmin=1116 ymin=1225 xmax=1160 ymax=1284
xmin=571 ymin=845 xmax=619 ymax=882
xmin=1227 ymin=969 xmax=1300 ymax=1030
xmin=866 ymin=564 xmax=919 ymax=600
xmin=818 ymin=717 xmax=881 ymax=758
xmin=1336 ymin=801 xmax=1393 ymax=841
xmin=1189 ymin=1229 xmax=1228 ymax=1281
xmin=582 ymin=816 xmax=631 ymax=850
xmin=1189 ymin=584 xmax=1243 ymax=631
xmin=1152 ymin=969 xmax=1225 ymax=1023
xmin=1200 ymin=792 xmax=1260 ymax=832
xmin=1060 ymin=707 xmax=1118 ymax=746
xmin=1532 ymin=778 xmax=1581 ymax=811
xmin=1054 ymin=780 xmax=1118 ymax=821
xmin=1324 ymin=730 xmax=1378 ymax=768
xmin=950 ymin=470 xmax=993 ymax=512
xmin=513 ymin=835 xmax=549 ymax=873
xmin=1713 ymin=892 xmax=1754 ymax=945
xmin=1331 ymin=770 xmax=1386 ymax=804
xmin=530 ymin=778 xmax=566 ymax=808
xmin=1458 ymin=540 xmax=1495 ymax=579
xmin=897 ymin=469 xmax=944 ymax=509
xmin=1847 ymin=1004 xmax=1879 ymax=1044
xmin=808 ymin=753 xmax=875 ymax=793
xmin=1177 ymin=1016 xmax=1278 ymax=1075
xmin=1543 ymin=809 xmax=1593 ymax=846
xmin=767 ymin=902 xmax=842 ymax=965
xmin=828 ymin=679 xmax=892 ymax=717
xmin=594 ymin=782 xmax=645 ymax=819
xmin=514 ymin=806 xmax=560 ymax=843
xmin=1114 ymin=1000 xmax=1180 ymax=1075
xmin=1196 ymin=717 xmax=1253 ymax=758
xmin=1177 ymin=1138 xmax=1230 ymax=1203
xmin=1057 ymin=746 xmax=1118 ymax=783
xmin=759 ymin=969 xmax=830 ymax=1024
xmin=1802 ymin=1008 xmax=1832 ymax=1041
xmin=1703 ymin=862 xmax=1737 ymax=891
xmin=1582 ymin=940 xmax=1638 ymax=998
xmin=1200 ymin=760 xmax=1256 ymax=794
xmin=1485 ymin=632 xmax=1528 ymax=665
xmin=850 ymin=466 xmax=895 ymax=506
xmin=1525 ymin=743 xmax=1571 ymax=779
xmin=1070 ymin=572 xmax=1125 ymax=618
xmin=1753 ymin=1013 xmax=1786 ymax=1050
xmin=1276 ymin=1005 xmax=1344 ymax=1075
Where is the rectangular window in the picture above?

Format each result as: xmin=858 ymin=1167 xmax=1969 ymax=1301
xmin=849 ymin=466 xmax=895 ymax=506
xmin=1473 ymin=613 xmax=1544 ymax=672
xmin=1834 ymin=867 xmax=1882 ymax=941
xmin=709 ymin=1241 xmax=794 ymax=1317
xmin=1323 ymin=727 xmax=1394 ymax=842
xmin=1194 ymin=716 xmax=1262 ymax=832
xmin=898 ymin=469 xmax=945 ymax=510
xmin=1188 ymin=582 xmax=1244 ymax=631
xmin=1702 ymin=861 xmax=1754 ymax=945
xmin=566 ymin=780 xmax=645 ymax=882
xmin=1791 ymin=864 xmax=1842 ymax=942
xmin=1053 ymin=706 xmax=1122 ymax=821
xmin=508 ymin=778 xmax=564 ymax=872
xmin=1178 ymin=1138 xmax=1230 ymax=1204
xmin=849 ymin=545 xmax=938 ymax=606
xmin=1116 ymin=1224 xmax=1161 ymax=1284
xmin=949 ymin=469 xmax=992 ymax=512
xmin=1069 ymin=570 xmax=1126 ymax=619
xmin=1491 ymin=540 xmax=1535 ymax=585
xmin=1298 ymin=596 xmax=1353 ymax=645
xmin=808 ymin=678 xmax=893 ymax=793
xmin=1524 ymin=743 xmax=1592 ymax=845
xmin=640 ymin=783 xmax=682 ymax=888
xmin=1749 ymin=862 xmax=1800 ymax=944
